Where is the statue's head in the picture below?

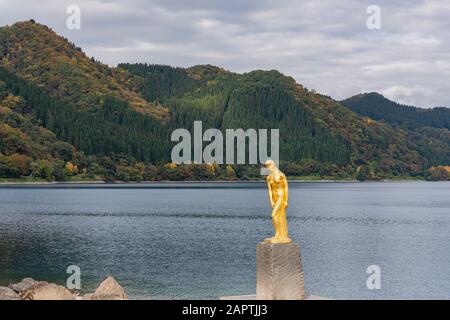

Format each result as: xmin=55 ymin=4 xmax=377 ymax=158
xmin=264 ymin=160 xmax=277 ymax=171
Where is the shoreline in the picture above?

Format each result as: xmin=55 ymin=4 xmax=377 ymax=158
xmin=0 ymin=178 xmax=438 ymax=188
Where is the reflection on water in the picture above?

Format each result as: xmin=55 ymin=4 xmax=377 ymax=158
xmin=0 ymin=182 xmax=449 ymax=299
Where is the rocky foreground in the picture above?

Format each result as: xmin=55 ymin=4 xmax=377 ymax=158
xmin=0 ymin=276 xmax=128 ymax=300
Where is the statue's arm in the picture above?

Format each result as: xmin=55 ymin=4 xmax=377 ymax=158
xmin=282 ymin=174 xmax=288 ymax=208
xmin=267 ymin=177 xmax=275 ymax=208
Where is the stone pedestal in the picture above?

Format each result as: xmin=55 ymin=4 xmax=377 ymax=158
xmin=256 ymin=242 xmax=305 ymax=300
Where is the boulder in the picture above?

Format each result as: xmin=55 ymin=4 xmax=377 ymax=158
xmin=81 ymin=293 xmax=125 ymax=300
xmin=20 ymin=281 xmax=48 ymax=299
xmin=8 ymin=278 xmax=36 ymax=293
xmin=91 ymin=276 xmax=128 ymax=300
xmin=0 ymin=286 xmax=22 ymax=300
xmin=3 ymin=276 xmax=127 ymax=300
xmin=22 ymin=283 xmax=74 ymax=300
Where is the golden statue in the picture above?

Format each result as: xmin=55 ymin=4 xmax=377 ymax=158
xmin=264 ymin=160 xmax=291 ymax=244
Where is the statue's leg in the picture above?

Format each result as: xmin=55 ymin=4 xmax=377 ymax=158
xmin=273 ymin=200 xmax=285 ymax=240
xmin=279 ymin=207 xmax=289 ymax=239
xmin=267 ymin=201 xmax=291 ymax=244
xmin=272 ymin=207 xmax=280 ymax=239
xmin=264 ymin=207 xmax=279 ymax=243
xmin=269 ymin=206 xmax=290 ymax=243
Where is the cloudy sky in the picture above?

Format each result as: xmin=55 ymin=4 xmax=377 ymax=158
xmin=1 ymin=0 xmax=449 ymax=108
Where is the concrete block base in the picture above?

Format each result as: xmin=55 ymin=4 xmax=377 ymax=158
xmin=256 ymin=242 xmax=305 ymax=300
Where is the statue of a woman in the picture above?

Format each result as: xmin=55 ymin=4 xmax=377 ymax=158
xmin=264 ymin=160 xmax=291 ymax=244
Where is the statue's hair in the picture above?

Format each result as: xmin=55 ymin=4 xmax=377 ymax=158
xmin=264 ymin=159 xmax=277 ymax=168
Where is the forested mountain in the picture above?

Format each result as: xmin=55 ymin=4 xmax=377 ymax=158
xmin=121 ymin=63 xmax=437 ymax=177
xmin=121 ymin=63 xmax=351 ymax=164
xmin=0 ymin=79 xmax=80 ymax=180
xmin=0 ymin=20 xmax=168 ymax=119
xmin=0 ymin=20 xmax=448 ymax=181
xmin=341 ymin=92 xmax=450 ymax=130
xmin=341 ymin=92 xmax=450 ymax=167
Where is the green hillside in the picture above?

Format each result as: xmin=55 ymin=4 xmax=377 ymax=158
xmin=341 ymin=92 xmax=450 ymax=166
xmin=341 ymin=92 xmax=450 ymax=130
xmin=0 ymin=78 xmax=86 ymax=181
xmin=121 ymin=63 xmax=430 ymax=178
xmin=0 ymin=20 xmax=168 ymax=119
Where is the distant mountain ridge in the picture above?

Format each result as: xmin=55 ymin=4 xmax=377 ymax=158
xmin=341 ymin=92 xmax=450 ymax=130
xmin=341 ymin=92 xmax=450 ymax=169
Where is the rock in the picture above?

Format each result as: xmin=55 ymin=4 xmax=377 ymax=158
xmin=22 ymin=283 xmax=74 ymax=300
xmin=81 ymin=293 xmax=125 ymax=300
xmin=0 ymin=286 xmax=22 ymax=300
xmin=92 ymin=276 xmax=128 ymax=300
xmin=80 ymin=293 xmax=96 ymax=300
xmin=20 ymin=281 xmax=48 ymax=299
xmin=8 ymin=278 xmax=36 ymax=293
xmin=3 ymin=276 xmax=127 ymax=300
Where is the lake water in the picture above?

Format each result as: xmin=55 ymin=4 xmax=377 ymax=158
xmin=0 ymin=181 xmax=449 ymax=299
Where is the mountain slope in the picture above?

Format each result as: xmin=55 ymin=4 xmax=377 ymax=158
xmin=0 ymin=77 xmax=84 ymax=180
xmin=0 ymin=20 xmax=168 ymax=119
xmin=0 ymin=66 xmax=170 ymax=163
xmin=341 ymin=92 xmax=450 ymax=165
xmin=121 ymin=63 xmax=428 ymax=176
xmin=341 ymin=92 xmax=450 ymax=130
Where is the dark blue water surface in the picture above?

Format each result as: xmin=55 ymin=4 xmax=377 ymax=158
xmin=0 ymin=181 xmax=449 ymax=299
